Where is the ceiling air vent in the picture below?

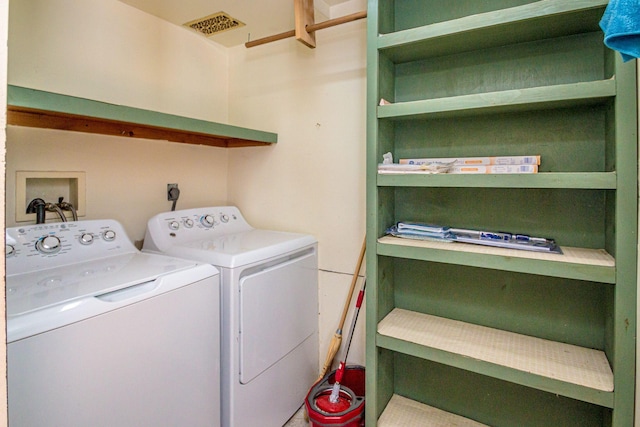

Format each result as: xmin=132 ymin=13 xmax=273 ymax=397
xmin=184 ymin=12 xmax=245 ymax=37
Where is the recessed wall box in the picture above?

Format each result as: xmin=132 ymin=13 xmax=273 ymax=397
xmin=16 ymin=171 xmax=86 ymax=222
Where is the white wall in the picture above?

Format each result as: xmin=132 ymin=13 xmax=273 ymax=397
xmin=9 ymin=0 xmax=228 ymax=121
xmin=1 ymin=0 xmax=9 ymax=424
xmin=6 ymin=0 xmax=232 ymax=241
xmin=5 ymin=127 xmax=229 ymax=242
xmin=227 ymin=4 xmax=368 ymax=367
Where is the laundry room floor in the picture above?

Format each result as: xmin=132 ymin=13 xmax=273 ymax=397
xmin=284 ymin=406 xmax=308 ymax=426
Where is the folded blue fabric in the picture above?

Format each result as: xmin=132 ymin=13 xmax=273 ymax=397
xmin=600 ymin=0 xmax=640 ymax=62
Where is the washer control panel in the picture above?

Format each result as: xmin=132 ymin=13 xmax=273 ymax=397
xmin=144 ymin=206 xmax=252 ymax=252
xmin=6 ymin=220 xmax=136 ymax=275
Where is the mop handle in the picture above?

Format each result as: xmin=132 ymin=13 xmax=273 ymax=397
xmin=342 ymin=280 xmax=366 ymax=363
xmin=318 ymin=239 xmax=365 ymax=381
xmin=329 ymin=361 xmax=346 ymax=403
xmin=355 ymin=286 xmax=365 ymax=309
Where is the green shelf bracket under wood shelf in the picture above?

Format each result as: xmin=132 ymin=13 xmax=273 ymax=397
xmin=6 ymin=85 xmax=278 ymax=148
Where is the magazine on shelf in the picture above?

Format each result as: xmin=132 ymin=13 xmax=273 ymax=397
xmin=399 ymin=155 xmax=540 ymax=166
xmin=448 ymin=165 xmax=538 ymax=174
xmin=378 ymin=162 xmax=455 ymax=174
xmin=377 ymin=164 xmax=538 ymax=174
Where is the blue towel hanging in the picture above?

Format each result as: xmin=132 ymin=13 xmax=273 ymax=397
xmin=600 ymin=0 xmax=640 ymax=62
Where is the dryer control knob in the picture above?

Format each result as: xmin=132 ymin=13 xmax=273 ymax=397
xmin=201 ymin=215 xmax=215 ymax=228
xmin=36 ymin=235 xmax=62 ymax=254
xmin=6 ymin=245 xmax=16 ymax=257
xmin=169 ymin=221 xmax=180 ymax=230
xmin=103 ymin=230 xmax=116 ymax=241
xmin=184 ymin=218 xmax=194 ymax=228
xmin=80 ymin=233 xmax=94 ymax=245
xmin=220 ymin=214 xmax=229 ymax=223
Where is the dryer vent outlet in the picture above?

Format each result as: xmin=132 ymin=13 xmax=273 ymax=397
xmin=184 ymin=12 xmax=245 ymax=37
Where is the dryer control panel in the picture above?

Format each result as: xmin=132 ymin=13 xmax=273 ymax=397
xmin=143 ymin=206 xmax=252 ymax=252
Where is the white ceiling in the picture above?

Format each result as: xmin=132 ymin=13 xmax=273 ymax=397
xmin=117 ymin=0 xmax=358 ymax=48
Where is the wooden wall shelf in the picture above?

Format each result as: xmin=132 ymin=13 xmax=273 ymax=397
xmin=6 ymin=85 xmax=277 ymax=148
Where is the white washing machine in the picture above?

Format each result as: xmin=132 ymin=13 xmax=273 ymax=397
xmin=143 ymin=206 xmax=318 ymax=427
xmin=6 ymin=219 xmax=221 ymax=427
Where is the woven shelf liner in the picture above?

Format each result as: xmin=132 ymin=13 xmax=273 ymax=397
xmin=378 ymin=394 xmax=488 ymax=427
xmin=378 ymin=308 xmax=613 ymax=391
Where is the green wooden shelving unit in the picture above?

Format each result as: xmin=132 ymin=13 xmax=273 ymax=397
xmin=365 ymin=1 xmax=637 ymax=425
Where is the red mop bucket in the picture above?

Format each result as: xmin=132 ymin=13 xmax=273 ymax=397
xmin=305 ymin=365 xmax=365 ymax=427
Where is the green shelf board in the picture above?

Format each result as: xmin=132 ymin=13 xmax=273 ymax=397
xmin=6 ymin=85 xmax=277 ymax=148
xmin=378 ymin=0 xmax=607 ymax=63
xmin=377 ymin=80 xmax=616 ymax=121
xmin=377 ymin=172 xmax=617 ymax=189
xmin=377 ymin=237 xmax=616 ymax=284
xmin=376 ymin=334 xmax=615 ymax=409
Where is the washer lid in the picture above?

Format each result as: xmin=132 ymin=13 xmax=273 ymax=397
xmin=173 ymin=229 xmax=317 ymax=268
xmin=7 ymin=252 xmax=199 ymax=318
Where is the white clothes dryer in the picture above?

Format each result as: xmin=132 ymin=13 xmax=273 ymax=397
xmin=6 ymin=219 xmax=220 ymax=427
xmin=143 ymin=206 xmax=318 ymax=427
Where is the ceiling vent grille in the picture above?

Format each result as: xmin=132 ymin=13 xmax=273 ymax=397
xmin=184 ymin=12 xmax=245 ymax=36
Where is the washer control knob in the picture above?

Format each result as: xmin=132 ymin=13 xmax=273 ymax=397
xmin=103 ymin=230 xmax=116 ymax=241
xmin=36 ymin=235 xmax=62 ymax=254
xmin=169 ymin=221 xmax=180 ymax=230
xmin=184 ymin=218 xmax=194 ymax=228
xmin=6 ymin=245 xmax=16 ymax=257
xmin=201 ymin=215 xmax=215 ymax=228
xmin=80 ymin=233 xmax=94 ymax=245
xmin=220 ymin=214 xmax=229 ymax=223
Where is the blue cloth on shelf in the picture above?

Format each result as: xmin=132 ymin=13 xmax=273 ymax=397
xmin=600 ymin=0 xmax=640 ymax=62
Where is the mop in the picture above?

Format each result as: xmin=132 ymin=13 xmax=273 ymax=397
xmin=305 ymin=242 xmax=366 ymax=424
xmin=327 ymin=278 xmax=366 ymax=405
xmin=318 ymin=239 xmax=366 ymax=381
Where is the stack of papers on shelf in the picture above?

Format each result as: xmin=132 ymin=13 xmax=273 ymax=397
xmin=378 ymin=162 xmax=456 ymax=174
xmin=386 ymin=222 xmax=455 ymax=242
xmin=377 ymin=154 xmax=540 ymax=175
xmin=449 ymin=228 xmax=562 ymax=253
xmin=386 ymin=222 xmax=562 ymax=254
xmin=448 ymin=164 xmax=538 ymax=174
xmin=400 ymin=155 xmax=540 ymax=166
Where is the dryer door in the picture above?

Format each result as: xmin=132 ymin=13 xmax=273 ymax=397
xmin=239 ymin=247 xmax=317 ymax=384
